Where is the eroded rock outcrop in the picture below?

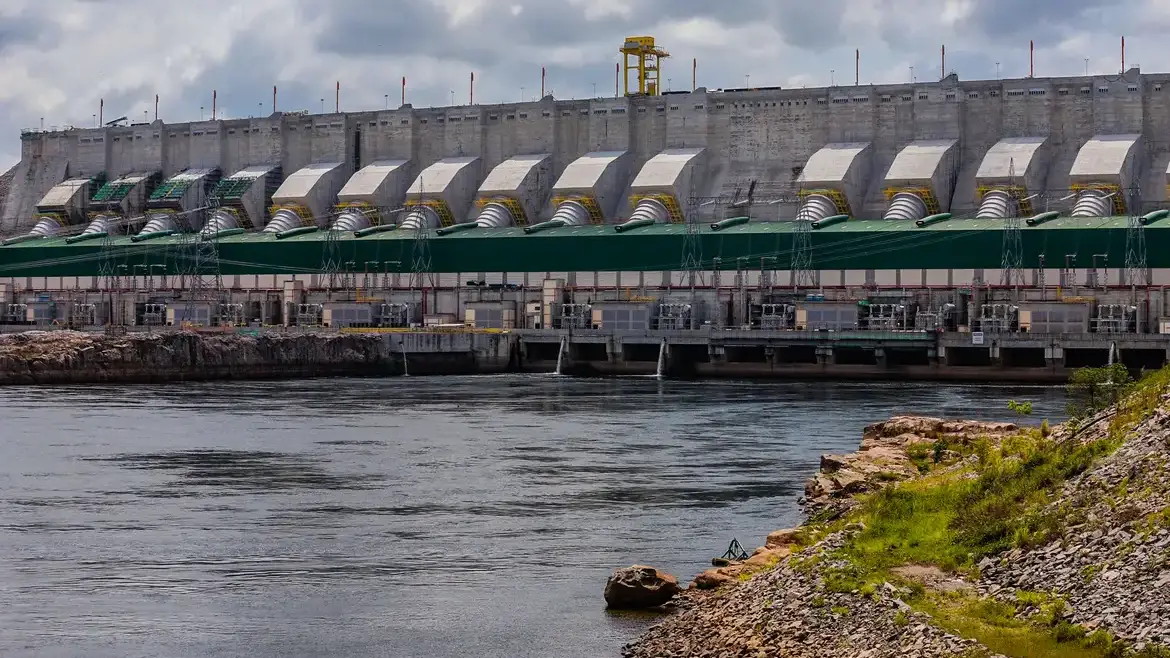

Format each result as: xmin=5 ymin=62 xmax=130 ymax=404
xmin=0 ymin=330 xmax=395 ymax=385
xmin=803 ymin=416 xmax=1018 ymax=515
xmin=604 ymin=565 xmax=682 ymax=609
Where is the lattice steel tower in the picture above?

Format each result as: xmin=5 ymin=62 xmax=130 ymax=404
xmin=1000 ymin=159 xmax=1025 ymax=289
xmin=181 ymin=204 xmax=224 ymax=326
xmin=791 ymin=206 xmax=814 ymax=289
xmin=680 ymin=195 xmax=703 ymax=330
xmin=1125 ymin=178 xmax=1148 ymax=289
xmin=321 ymin=216 xmax=343 ymax=296
xmin=98 ymin=218 xmax=126 ymax=333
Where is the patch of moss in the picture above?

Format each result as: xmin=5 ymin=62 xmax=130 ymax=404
xmin=911 ymin=590 xmax=1114 ymax=658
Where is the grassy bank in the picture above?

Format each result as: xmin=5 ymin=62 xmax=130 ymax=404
xmin=807 ymin=366 xmax=1170 ymax=658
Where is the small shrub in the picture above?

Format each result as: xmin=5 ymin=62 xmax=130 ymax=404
xmin=933 ymin=439 xmax=949 ymax=464
xmin=1008 ymin=400 xmax=1034 ymax=417
xmin=830 ymin=605 xmax=850 ymax=616
xmin=1053 ymin=620 xmax=1087 ymax=643
xmin=893 ymin=610 xmax=910 ymax=627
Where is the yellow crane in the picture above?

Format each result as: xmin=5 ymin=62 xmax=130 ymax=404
xmin=620 ymin=36 xmax=669 ymax=96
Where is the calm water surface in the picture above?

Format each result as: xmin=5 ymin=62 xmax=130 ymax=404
xmin=0 ymin=376 xmax=1066 ymax=658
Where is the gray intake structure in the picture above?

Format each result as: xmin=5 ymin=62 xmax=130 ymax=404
xmin=5 ymin=67 xmax=1170 ymax=234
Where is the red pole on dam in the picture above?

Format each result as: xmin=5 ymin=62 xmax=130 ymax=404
xmin=541 ymin=67 xmax=546 ymax=98
xmin=1030 ymin=40 xmax=1034 ymax=78
xmin=402 ymin=77 xmax=406 ymax=106
xmin=273 ymin=86 xmax=277 ymax=113
xmin=212 ymin=90 xmax=217 ymax=120
xmin=336 ymin=81 xmax=340 ymax=113
xmin=470 ymin=71 xmax=475 ymax=105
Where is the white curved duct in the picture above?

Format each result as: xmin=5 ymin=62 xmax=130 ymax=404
xmin=263 ymin=208 xmax=308 ymax=233
xmin=333 ymin=209 xmax=372 ymax=232
xmin=1071 ymin=190 xmax=1113 ymax=218
xmin=628 ymin=198 xmax=671 ymax=223
xmin=203 ymin=209 xmax=241 ymax=235
xmin=399 ymin=206 xmax=442 ymax=230
xmin=550 ymin=200 xmax=592 ymax=226
xmin=475 ymin=203 xmax=516 ymax=228
xmin=796 ymin=194 xmax=839 ymax=222
xmin=27 ymin=217 xmax=65 ymax=237
xmin=138 ymin=212 xmax=179 ymax=235
xmin=976 ymin=190 xmax=1020 ymax=219
xmin=883 ymin=192 xmax=928 ymax=221
xmin=80 ymin=215 xmax=116 ymax=236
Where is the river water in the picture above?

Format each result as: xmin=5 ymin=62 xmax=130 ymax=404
xmin=0 ymin=376 xmax=1066 ymax=658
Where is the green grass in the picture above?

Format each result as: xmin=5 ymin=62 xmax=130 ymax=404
xmin=912 ymin=591 xmax=1107 ymax=658
xmin=813 ymin=366 xmax=1170 ymax=658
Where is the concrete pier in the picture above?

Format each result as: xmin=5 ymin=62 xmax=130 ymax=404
xmin=516 ymin=329 xmax=1167 ymax=383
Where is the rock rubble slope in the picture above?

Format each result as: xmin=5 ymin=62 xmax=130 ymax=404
xmin=627 ymin=375 xmax=1170 ymax=658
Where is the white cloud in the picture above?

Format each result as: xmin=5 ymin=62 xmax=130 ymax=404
xmin=0 ymin=0 xmax=1166 ymax=170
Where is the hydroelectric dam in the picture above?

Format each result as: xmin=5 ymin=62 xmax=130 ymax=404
xmin=2 ymin=37 xmax=1170 ymax=381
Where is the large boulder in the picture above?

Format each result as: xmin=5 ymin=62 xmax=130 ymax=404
xmin=604 ymin=565 xmax=681 ymax=609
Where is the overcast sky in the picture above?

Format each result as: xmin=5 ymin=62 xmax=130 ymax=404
xmin=2 ymin=0 xmax=1168 ymax=170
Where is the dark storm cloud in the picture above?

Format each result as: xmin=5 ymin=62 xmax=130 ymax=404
xmin=303 ymin=0 xmax=792 ymax=63
xmin=958 ymin=0 xmax=1138 ymax=41
xmin=0 ymin=9 xmax=60 ymax=54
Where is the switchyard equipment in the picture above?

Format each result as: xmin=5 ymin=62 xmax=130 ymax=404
xmin=862 ymin=303 xmax=914 ymax=331
xmin=657 ymin=303 xmax=693 ymax=331
xmin=1093 ymin=304 xmax=1139 ymax=334
xmin=978 ymin=304 xmax=1019 ymax=333
xmin=758 ymin=303 xmax=795 ymax=330
xmin=560 ymin=303 xmax=592 ymax=329
xmin=915 ymin=303 xmax=958 ymax=332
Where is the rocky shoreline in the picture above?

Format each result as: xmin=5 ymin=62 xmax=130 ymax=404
xmin=0 ymin=330 xmax=401 ymax=385
xmin=623 ymin=380 xmax=1170 ymax=657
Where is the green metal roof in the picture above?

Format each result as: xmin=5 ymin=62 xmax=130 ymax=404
xmin=0 ymin=217 xmax=1163 ymax=278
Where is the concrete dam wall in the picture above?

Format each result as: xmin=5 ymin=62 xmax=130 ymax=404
xmin=5 ymin=67 xmax=1170 ymax=238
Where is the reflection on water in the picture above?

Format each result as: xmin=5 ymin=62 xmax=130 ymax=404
xmin=84 ymin=450 xmax=384 ymax=494
xmin=0 ymin=376 xmax=1066 ymax=658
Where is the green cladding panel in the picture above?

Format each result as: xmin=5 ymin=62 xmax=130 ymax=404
xmin=0 ymin=217 xmax=1156 ymax=278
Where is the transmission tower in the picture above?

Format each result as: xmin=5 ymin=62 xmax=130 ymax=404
xmin=321 ymin=215 xmax=343 ymax=297
xmin=98 ymin=217 xmax=127 ymax=334
xmin=1000 ymin=158 xmax=1025 ymax=289
xmin=181 ymin=203 xmax=224 ymax=327
xmin=790 ymin=178 xmax=815 ymax=289
xmin=1124 ymin=177 xmax=1148 ymax=290
xmin=408 ymin=176 xmax=433 ymax=316
xmin=791 ymin=204 xmax=814 ymax=290
xmin=681 ymin=195 xmax=703 ymax=330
